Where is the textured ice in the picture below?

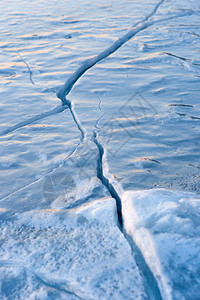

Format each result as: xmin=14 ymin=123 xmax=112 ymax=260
xmin=0 ymin=198 xmax=147 ymax=300
xmin=0 ymin=141 xmax=109 ymax=213
xmin=1 ymin=0 xmax=200 ymax=298
xmin=122 ymin=189 xmax=200 ymax=300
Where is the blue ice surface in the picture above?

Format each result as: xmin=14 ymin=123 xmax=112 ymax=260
xmin=0 ymin=0 xmax=200 ymax=299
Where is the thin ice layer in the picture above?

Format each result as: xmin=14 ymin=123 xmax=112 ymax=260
xmin=122 ymin=188 xmax=200 ymax=300
xmin=0 ymin=197 xmax=147 ymax=299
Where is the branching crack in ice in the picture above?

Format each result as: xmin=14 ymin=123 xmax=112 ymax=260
xmin=1 ymin=1 xmax=195 ymax=298
xmin=0 ymin=5 xmax=191 ymax=137
xmin=54 ymin=2 xmax=194 ymax=300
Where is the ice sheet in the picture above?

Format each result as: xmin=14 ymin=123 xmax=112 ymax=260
xmin=1 ymin=0 xmax=200 ymax=298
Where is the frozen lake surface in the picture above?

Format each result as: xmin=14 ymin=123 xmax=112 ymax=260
xmin=0 ymin=0 xmax=200 ymax=299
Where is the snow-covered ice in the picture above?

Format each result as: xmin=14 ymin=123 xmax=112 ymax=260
xmin=122 ymin=189 xmax=200 ymax=299
xmin=0 ymin=197 xmax=147 ymax=300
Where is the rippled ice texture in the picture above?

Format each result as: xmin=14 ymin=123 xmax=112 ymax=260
xmin=0 ymin=0 xmax=200 ymax=299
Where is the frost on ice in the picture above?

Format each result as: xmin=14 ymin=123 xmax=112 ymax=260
xmin=0 ymin=198 xmax=147 ymax=300
xmin=122 ymin=189 xmax=200 ymax=300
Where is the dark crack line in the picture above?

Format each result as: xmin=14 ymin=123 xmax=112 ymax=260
xmin=92 ymin=103 xmax=122 ymax=225
xmin=144 ymin=158 xmax=162 ymax=165
xmin=93 ymin=130 xmax=123 ymax=226
xmin=17 ymin=51 xmax=35 ymax=85
xmin=169 ymin=104 xmax=193 ymax=107
xmin=164 ymin=51 xmax=200 ymax=66
xmin=175 ymin=111 xmax=200 ymax=120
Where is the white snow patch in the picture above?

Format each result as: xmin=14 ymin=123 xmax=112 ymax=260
xmin=122 ymin=188 xmax=200 ymax=300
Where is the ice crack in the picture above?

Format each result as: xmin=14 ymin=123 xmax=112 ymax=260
xmin=92 ymin=130 xmax=123 ymax=226
xmin=56 ymin=1 xmax=192 ymax=104
xmin=17 ymin=51 xmax=35 ymax=85
xmin=0 ymin=105 xmax=67 ymax=137
xmin=92 ymin=120 xmax=163 ymax=300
